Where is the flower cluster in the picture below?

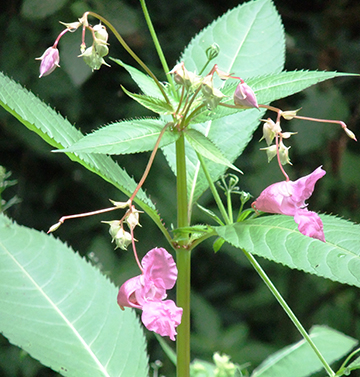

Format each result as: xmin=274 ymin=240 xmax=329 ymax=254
xmin=253 ymin=166 xmax=326 ymax=242
xmin=36 ymin=15 xmax=110 ymax=77
xmin=169 ymin=62 xmax=259 ymax=111
xmin=117 ymin=247 xmax=183 ymax=340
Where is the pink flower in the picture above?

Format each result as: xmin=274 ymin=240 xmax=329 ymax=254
xmin=233 ymin=81 xmax=259 ymax=109
xmin=117 ymin=247 xmax=183 ymax=340
xmin=36 ymin=46 xmax=60 ymax=78
xmin=253 ymin=166 xmax=326 ymax=242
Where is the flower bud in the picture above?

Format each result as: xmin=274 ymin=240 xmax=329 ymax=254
xmin=169 ymin=62 xmax=201 ymax=89
xmin=59 ymin=21 xmax=82 ymax=31
xmin=233 ymin=81 xmax=259 ymax=109
xmin=344 ymin=127 xmax=357 ymax=141
xmin=125 ymin=209 xmax=142 ymax=230
xmin=260 ymin=144 xmax=277 ymax=163
xmin=281 ymin=108 xmax=301 ymax=120
xmin=205 ymin=43 xmax=220 ymax=61
xmin=201 ymin=75 xmax=226 ymax=110
xmin=114 ymin=228 xmax=133 ymax=250
xmin=103 ymin=220 xmax=133 ymax=250
xmin=278 ymin=141 xmax=292 ymax=165
xmin=36 ymin=47 xmax=60 ymax=78
xmin=93 ymin=24 xmax=109 ymax=43
xmin=260 ymin=118 xmax=281 ymax=146
xmin=79 ymin=46 xmax=110 ymax=71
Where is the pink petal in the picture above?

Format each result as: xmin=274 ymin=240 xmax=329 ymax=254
xmin=290 ymin=166 xmax=326 ymax=206
xmin=38 ymin=47 xmax=60 ymax=78
xmin=233 ymin=82 xmax=259 ymax=109
xmin=141 ymin=248 xmax=178 ymax=290
xmin=117 ymin=275 xmax=143 ymax=309
xmin=141 ymin=300 xmax=183 ymax=341
xmin=294 ymin=209 xmax=325 ymax=242
xmin=254 ymin=181 xmax=297 ymax=216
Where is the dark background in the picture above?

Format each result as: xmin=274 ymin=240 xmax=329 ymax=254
xmin=1 ymin=0 xmax=360 ymax=376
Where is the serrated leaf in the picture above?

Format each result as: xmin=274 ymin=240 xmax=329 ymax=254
xmin=215 ymin=214 xmax=360 ymax=288
xmin=111 ymin=58 xmax=164 ymax=99
xmin=192 ymin=70 xmax=356 ymax=123
xmin=185 ymin=129 xmax=242 ymax=173
xmin=58 ymin=118 xmax=179 ymax=155
xmin=0 ymin=72 xmax=169 ymax=234
xmin=162 ymin=0 xmax=285 ymax=212
xmin=251 ymin=325 xmax=357 ymax=377
xmin=0 ymin=214 xmax=148 ymax=377
xmin=121 ymin=86 xmax=174 ymax=115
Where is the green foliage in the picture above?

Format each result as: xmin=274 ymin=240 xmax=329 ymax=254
xmin=216 ymin=214 xmax=360 ymax=288
xmin=251 ymin=326 xmax=357 ymax=377
xmin=0 ymin=213 xmax=148 ymax=377
xmin=1 ymin=0 xmax=360 ymax=376
xmin=0 ymin=71 xmax=172 ymax=241
xmin=185 ymin=129 xmax=242 ymax=173
xmin=59 ymin=118 xmax=179 ymax=155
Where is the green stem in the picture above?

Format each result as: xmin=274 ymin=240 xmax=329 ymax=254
xmin=175 ymin=135 xmax=190 ymax=377
xmin=197 ymin=153 xmax=231 ymax=225
xmin=86 ymin=12 xmax=171 ymax=106
xmin=139 ymin=0 xmax=175 ymax=90
xmin=242 ymin=249 xmax=335 ymax=377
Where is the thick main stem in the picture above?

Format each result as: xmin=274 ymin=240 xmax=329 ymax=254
xmin=175 ymin=135 xmax=191 ymax=377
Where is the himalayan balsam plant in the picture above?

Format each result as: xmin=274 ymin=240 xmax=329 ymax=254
xmin=1 ymin=0 xmax=360 ymax=376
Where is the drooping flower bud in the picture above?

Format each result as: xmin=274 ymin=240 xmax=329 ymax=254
xmin=260 ymin=144 xmax=277 ymax=163
xmin=278 ymin=141 xmax=292 ymax=165
xmin=125 ymin=209 xmax=142 ymax=230
xmin=93 ymin=24 xmax=109 ymax=43
xmin=36 ymin=47 xmax=60 ymax=78
xmin=93 ymin=24 xmax=109 ymax=58
xmin=233 ymin=81 xmax=259 ymax=109
xmin=103 ymin=220 xmax=132 ymax=250
xmin=169 ymin=62 xmax=201 ymax=89
xmin=260 ymin=118 xmax=281 ymax=146
xmin=79 ymin=46 xmax=110 ymax=71
xmin=201 ymin=75 xmax=226 ymax=110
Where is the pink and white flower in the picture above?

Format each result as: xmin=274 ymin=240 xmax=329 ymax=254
xmin=117 ymin=247 xmax=182 ymax=340
xmin=253 ymin=166 xmax=326 ymax=242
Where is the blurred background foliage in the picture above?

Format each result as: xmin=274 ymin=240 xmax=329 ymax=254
xmin=1 ymin=0 xmax=360 ymax=376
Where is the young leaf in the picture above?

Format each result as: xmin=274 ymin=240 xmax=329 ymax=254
xmin=185 ymin=128 xmax=242 ymax=173
xmin=216 ymin=214 xmax=360 ymax=288
xmin=162 ymin=0 xmax=285 ymax=214
xmin=251 ymin=325 xmax=357 ymax=377
xmin=0 ymin=214 xmax=149 ymax=377
xmin=58 ymin=118 xmax=179 ymax=155
xmin=111 ymin=58 xmax=165 ymax=99
xmin=121 ymin=86 xmax=174 ymax=115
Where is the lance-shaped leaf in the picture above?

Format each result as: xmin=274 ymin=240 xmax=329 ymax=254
xmin=0 ymin=72 xmax=172 ymax=240
xmin=57 ymin=119 xmax=179 ymax=155
xmin=162 ymin=0 xmax=285 ymax=210
xmin=215 ymin=214 xmax=360 ymax=288
xmin=185 ymin=128 xmax=242 ymax=173
xmin=121 ymin=86 xmax=174 ymax=115
xmin=251 ymin=325 xmax=357 ymax=377
xmin=0 ymin=72 xmax=153 ymax=207
xmin=0 ymin=214 xmax=149 ymax=377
